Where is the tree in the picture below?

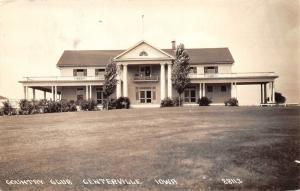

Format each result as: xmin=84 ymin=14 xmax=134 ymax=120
xmin=103 ymin=61 xmax=118 ymax=109
xmin=275 ymin=92 xmax=286 ymax=104
xmin=171 ymin=43 xmax=191 ymax=106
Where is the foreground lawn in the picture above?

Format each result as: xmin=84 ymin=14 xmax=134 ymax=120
xmin=0 ymin=106 xmax=299 ymax=191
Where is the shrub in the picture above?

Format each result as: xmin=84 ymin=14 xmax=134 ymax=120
xmin=173 ymin=97 xmax=183 ymax=107
xmin=225 ymin=97 xmax=239 ymax=106
xmin=161 ymin=97 xmax=174 ymax=107
xmin=198 ymin=97 xmax=212 ymax=106
xmin=275 ymin=92 xmax=286 ymax=104
xmin=38 ymin=99 xmax=49 ymax=113
xmin=69 ymin=100 xmax=77 ymax=112
xmin=103 ymin=99 xmax=117 ymax=110
xmin=3 ymin=101 xmax=13 ymax=115
xmin=0 ymin=108 xmax=3 ymax=116
xmin=19 ymin=99 xmax=34 ymax=115
xmin=116 ymin=97 xmax=130 ymax=109
xmin=80 ymin=100 xmax=97 ymax=111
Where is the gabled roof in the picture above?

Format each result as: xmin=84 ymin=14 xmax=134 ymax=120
xmin=57 ymin=47 xmax=234 ymax=67
xmin=114 ymin=40 xmax=174 ymax=60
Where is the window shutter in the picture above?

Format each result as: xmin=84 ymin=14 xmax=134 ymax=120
xmin=73 ymin=69 xmax=77 ymax=76
xmin=95 ymin=69 xmax=98 ymax=76
xmin=84 ymin=69 xmax=87 ymax=76
xmin=204 ymin=67 xmax=207 ymax=73
xmin=215 ymin=67 xmax=218 ymax=73
xmin=153 ymin=91 xmax=156 ymax=100
xmin=136 ymin=91 xmax=139 ymax=100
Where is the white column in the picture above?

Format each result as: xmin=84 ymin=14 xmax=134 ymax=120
xmin=160 ymin=63 xmax=166 ymax=100
xmin=86 ymin=85 xmax=88 ymax=100
xmin=44 ymin=91 xmax=46 ymax=100
xmin=167 ymin=63 xmax=172 ymax=98
xmin=269 ymin=81 xmax=273 ymax=103
xmin=89 ymin=85 xmax=92 ymax=100
xmin=24 ymin=86 xmax=27 ymax=99
xmin=231 ymin=82 xmax=237 ymax=98
xmin=51 ymin=86 xmax=54 ymax=100
xmin=203 ymin=83 xmax=206 ymax=97
xmin=123 ymin=64 xmax=128 ymax=97
xmin=32 ymin=88 xmax=36 ymax=100
xmin=235 ymin=82 xmax=237 ymax=98
xmin=116 ymin=65 xmax=122 ymax=98
xmin=54 ymin=86 xmax=57 ymax=101
xmin=272 ymin=81 xmax=275 ymax=103
xmin=199 ymin=83 xmax=202 ymax=98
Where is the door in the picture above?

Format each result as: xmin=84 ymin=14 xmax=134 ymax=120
xmin=184 ymin=88 xmax=196 ymax=103
xmin=140 ymin=90 xmax=152 ymax=103
xmin=96 ymin=88 xmax=103 ymax=104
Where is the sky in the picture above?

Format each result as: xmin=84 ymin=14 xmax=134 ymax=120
xmin=0 ymin=0 xmax=299 ymax=104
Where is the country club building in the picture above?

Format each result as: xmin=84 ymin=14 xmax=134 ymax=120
xmin=19 ymin=40 xmax=278 ymax=107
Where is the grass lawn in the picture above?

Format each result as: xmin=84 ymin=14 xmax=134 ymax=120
xmin=0 ymin=106 xmax=299 ymax=191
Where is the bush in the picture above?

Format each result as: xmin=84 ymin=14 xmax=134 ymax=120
xmin=161 ymin=97 xmax=174 ymax=107
xmin=80 ymin=100 xmax=97 ymax=111
xmin=103 ymin=99 xmax=117 ymax=110
xmin=19 ymin=99 xmax=34 ymax=115
xmin=3 ymin=101 xmax=13 ymax=115
xmin=275 ymin=92 xmax=286 ymax=104
xmin=173 ymin=97 xmax=183 ymax=107
xmin=225 ymin=97 xmax=239 ymax=106
xmin=69 ymin=100 xmax=77 ymax=112
xmin=116 ymin=97 xmax=130 ymax=109
xmin=198 ymin=97 xmax=212 ymax=106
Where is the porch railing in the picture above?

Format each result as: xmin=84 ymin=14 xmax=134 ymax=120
xmin=189 ymin=72 xmax=277 ymax=79
xmin=22 ymin=76 xmax=104 ymax=82
xmin=133 ymin=75 xmax=159 ymax=82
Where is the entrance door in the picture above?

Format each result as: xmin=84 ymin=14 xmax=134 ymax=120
xmin=140 ymin=90 xmax=152 ymax=103
xmin=184 ymin=88 xmax=196 ymax=103
xmin=96 ymin=88 xmax=104 ymax=104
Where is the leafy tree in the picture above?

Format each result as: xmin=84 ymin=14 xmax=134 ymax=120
xmin=103 ymin=61 xmax=118 ymax=109
xmin=171 ymin=43 xmax=191 ymax=106
xmin=275 ymin=92 xmax=286 ymax=104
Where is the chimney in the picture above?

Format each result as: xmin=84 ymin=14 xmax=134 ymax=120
xmin=171 ymin=40 xmax=176 ymax=50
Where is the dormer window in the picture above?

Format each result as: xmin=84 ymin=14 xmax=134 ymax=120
xmin=139 ymin=51 xmax=148 ymax=56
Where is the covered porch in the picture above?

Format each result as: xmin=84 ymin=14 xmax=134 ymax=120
xmin=19 ymin=76 xmax=104 ymax=102
xmin=190 ymin=72 xmax=278 ymax=104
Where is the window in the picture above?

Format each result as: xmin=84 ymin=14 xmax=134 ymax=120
xmin=204 ymin=66 xmax=218 ymax=74
xmin=139 ymin=51 xmax=148 ymax=56
xmin=95 ymin=68 xmax=105 ymax=76
xmin=73 ymin=69 xmax=87 ymax=76
xmin=76 ymin=88 xmax=84 ymax=100
xmin=190 ymin=66 xmax=197 ymax=74
xmin=207 ymin=86 xmax=213 ymax=92
xmin=139 ymin=65 xmax=151 ymax=76
xmin=221 ymin=85 xmax=227 ymax=92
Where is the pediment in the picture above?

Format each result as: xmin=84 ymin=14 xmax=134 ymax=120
xmin=114 ymin=41 xmax=174 ymax=61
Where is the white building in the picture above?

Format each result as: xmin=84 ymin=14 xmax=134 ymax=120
xmin=19 ymin=40 xmax=278 ymax=107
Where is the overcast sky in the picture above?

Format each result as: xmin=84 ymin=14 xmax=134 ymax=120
xmin=0 ymin=0 xmax=299 ymax=104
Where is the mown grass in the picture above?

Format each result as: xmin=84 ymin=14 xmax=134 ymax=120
xmin=0 ymin=106 xmax=299 ymax=191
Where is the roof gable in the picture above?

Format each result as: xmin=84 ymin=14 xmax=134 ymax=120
xmin=114 ymin=41 xmax=174 ymax=61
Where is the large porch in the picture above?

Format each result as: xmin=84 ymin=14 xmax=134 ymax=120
xmin=19 ymin=76 xmax=104 ymax=103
